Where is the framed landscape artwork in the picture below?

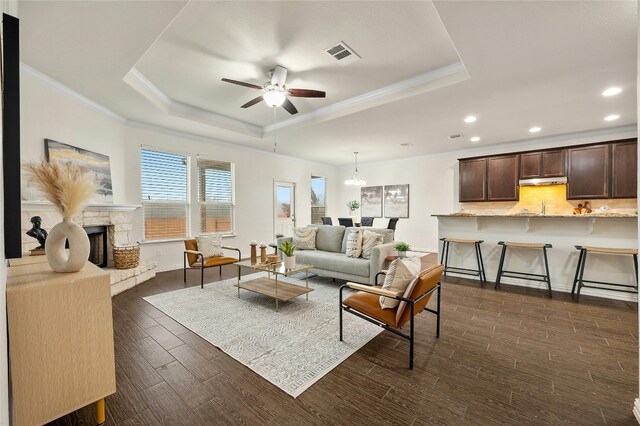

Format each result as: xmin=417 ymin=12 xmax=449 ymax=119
xmin=360 ymin=186 xmax=383 ymax=218
xmin=45 ymin=139 xmax=113 ymax=203
xmin=384 ymin=184 xmax=409 ymax=218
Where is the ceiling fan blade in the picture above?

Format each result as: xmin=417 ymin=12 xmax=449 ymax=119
xmin=271 ymin=65 xmax=288 ymax=87
xmin=221 ymin=78 xmax=262 ymax=90
xmin=288 ymin=88 xmax=326 ymax=98
xmin=281 ymin=97 xmax=298 ymax=115
xmin=241 ymin=96 xmax=264 ymax=108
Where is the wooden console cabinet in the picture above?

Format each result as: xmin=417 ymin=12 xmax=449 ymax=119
xmin=6 ymin=260 xmax=116 ymax=425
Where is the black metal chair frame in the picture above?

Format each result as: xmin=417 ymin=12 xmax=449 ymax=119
xmin=183 ymin=246 xmax=242 ymax=288
xmin=339 ymin=276 xmax=441 ymax=369
xmin=439 ymin=238 xmax=487 ymax=286
xmin=495 ymin=241 xmax=553 ymax=298
xmin=571 ymin=245 xmax=639 ymax=301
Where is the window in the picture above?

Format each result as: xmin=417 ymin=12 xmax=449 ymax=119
xmin=311 ymin=176 xmax=326 ymax=224
xmin=198 ymin=157 xmax=234 ymax=234
xmin=141 ymin=148 xmax=189 ymax=241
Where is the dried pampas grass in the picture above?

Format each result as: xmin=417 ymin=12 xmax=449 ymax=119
xmin=24 ymin=161 xmax=97 ymax=219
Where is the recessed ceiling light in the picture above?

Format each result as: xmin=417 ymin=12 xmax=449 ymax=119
xmin=602 ymin=87 xmax=622 ymax=97
xmin=529 ymin=126 xmax=541 ymax=133
xmin=470 ymin=136 xmax=480 ymax=142
xmin=464 ymin=115 xmax=477 ymax=123
xmin=604 ymin=114 xmax=620 ymax=121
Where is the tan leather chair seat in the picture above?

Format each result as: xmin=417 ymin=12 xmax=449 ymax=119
xmin=193 ymin=257 xmax=239 ymax=268
xmin=343 ymin=291 xmax=399 ymax=328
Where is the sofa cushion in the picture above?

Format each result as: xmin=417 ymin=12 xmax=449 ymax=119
xmin=294 ymin=250 xmax=370 ymax=277
xmin=293 ymin=227 xmax=316 ymax=250
xmin=314 ymin=225 xmax=345 ymax=253
xmin=342 ymin=227 xmax=393 ymax=252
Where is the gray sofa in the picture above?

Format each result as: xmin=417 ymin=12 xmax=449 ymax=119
xmin=277 ymin=225 xmax=395 ymax=285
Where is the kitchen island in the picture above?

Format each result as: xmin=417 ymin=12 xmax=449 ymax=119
xmin=434 ymin=213 xmax=638 ymax=301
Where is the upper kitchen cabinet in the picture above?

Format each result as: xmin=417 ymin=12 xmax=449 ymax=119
xmin=567 ymin=144 xmax=609 ymax=199
xmin=611 ymin=139 xmax=637 ymax=198
xmin=487 ymin=155 xmax=519 ymax=201
xmin=520 ymin=150 xmax=566 ymax=179
xmin=459 ymin=158 xmax=487 ymax=202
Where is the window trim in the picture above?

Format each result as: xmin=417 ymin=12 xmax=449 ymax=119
xmin=197 ymin=157 xmax=236 ymax=237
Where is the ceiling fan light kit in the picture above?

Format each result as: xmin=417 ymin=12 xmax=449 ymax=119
xmin=221 ymin=65 xmax=326 ymax=115
xmin=344 ymin=152 xmax=366 ymax=186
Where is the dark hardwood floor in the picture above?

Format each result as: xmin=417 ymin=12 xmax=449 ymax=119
xmin=49 ymin=254 xmax=638 ymax=425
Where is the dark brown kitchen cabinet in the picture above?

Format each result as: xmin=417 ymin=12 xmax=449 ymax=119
xmin=520 ymin=150 xmax=565 ymax=179
xmin=611 ymin=140 xmax=637 ymax=198
xmin=459 ymin=158 xmax=487 ymax=202
xmin=567 ymin=144 xmax=609 ymax=199
xmin=487 ymin=155 xmax=519 ymax=201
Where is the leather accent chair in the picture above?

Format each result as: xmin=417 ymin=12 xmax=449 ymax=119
xmin=321 ymin=217 xmax=333 ymax=225
xmin=339 ymin=264 xmax=444 ymax=369
xmin=338 ymin=217 xmax=354 ymax=227
xmin=183 ymin=239 xmax=241 ymax=288
xmin=360 ymin=217 xmax=374 ymax=227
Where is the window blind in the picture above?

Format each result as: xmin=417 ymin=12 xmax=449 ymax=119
xmin=311 ymin=176 xmax=326 ymax=224
xmin=141 ymin=148 xmax=189 ymax=240
xmin=198 ymin=158 xmax=234 ymax=234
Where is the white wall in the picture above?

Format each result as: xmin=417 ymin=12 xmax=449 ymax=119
xmin=19 ymin=70 xmax=340 ymax=272
xmin=337 ymin=127 xmax=637 ymax=252
xmin=124 ymin=124 xmax=339 ymax=271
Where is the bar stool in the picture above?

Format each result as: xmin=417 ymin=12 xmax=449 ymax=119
xmin=495 ymin=241 xmax=553 ymax=298
xmin=572 ymin=246 xmax=638 ymax=301
xmin=439 ymin=238 xmax=487 ymax=286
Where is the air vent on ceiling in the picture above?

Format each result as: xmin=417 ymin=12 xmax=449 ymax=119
xmin=400 ymin=142 xmax=414 ymax=147
xmin=325 ymin=41 xmax=361 ymax=66
xmin=449 ymin=133 xmax=464 ymax=140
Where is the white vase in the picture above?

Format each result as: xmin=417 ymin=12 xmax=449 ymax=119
xmin=45 ymin=217 xmax=90 ymax=272
xmin=284 ymin=255 xmax=296 ymax=269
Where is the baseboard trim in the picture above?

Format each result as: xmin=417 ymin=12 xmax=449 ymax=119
xmin=633 ymin=398 xmax=640 ymax=423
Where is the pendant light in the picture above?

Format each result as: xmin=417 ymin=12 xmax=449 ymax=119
xmin=344 ymin=152 xmax=366 ymax=186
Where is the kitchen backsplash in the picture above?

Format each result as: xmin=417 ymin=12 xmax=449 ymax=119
xmin=461 ymin=185 xmax=637 ymax=215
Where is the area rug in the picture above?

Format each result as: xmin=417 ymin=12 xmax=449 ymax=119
xmin=143 ymin=272 xmax=382 ymax=397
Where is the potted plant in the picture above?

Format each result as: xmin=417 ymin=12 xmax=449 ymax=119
xmin=347 ymin=200 xmax=360 ymax=215
xmin=394 ymin=241 xmax=411 ymax=258
xmin=279 ymin=240 xmax=297 ymax=269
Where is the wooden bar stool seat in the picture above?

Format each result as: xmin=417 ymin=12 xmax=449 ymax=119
xmin=439 ymin=238 xmax=487 ymax=286
xmin=572 ymin=245 xmax=638 ymax=301
xmin=495 ymin=241 xmax=553 ymax=298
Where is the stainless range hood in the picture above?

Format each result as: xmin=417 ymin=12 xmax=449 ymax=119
xmin=519 ymin=177 xmax=568 ymax=186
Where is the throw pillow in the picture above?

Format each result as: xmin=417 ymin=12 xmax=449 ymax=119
xmin=361 ymin=230 xmax=384 ymax=259
xmin=345 ymin=229 xmax=363 ymax=258
xmin=292 ymin=227 xmax=317 ymax=250
xmin=196 ymin=234 xmax=224 ymax=258
xmin=379 ymin=256 xmax=421 ymax=309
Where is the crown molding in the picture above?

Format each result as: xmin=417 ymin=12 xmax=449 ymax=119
xmin=264 ymin=61 xmax=468 ymax=134
xmin=123 ymin=68 xmax=263 ymax=138
xmin=124 ymin=62 xmax=468 ymax=138
xmin=20 ymin=63 xmax=127 ymax=123
xmin=125 ymin=120 xmax=337 ymax=169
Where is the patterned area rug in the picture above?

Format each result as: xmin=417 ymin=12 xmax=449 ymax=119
xmin=143 ymin=272 xmax=382 ymax=397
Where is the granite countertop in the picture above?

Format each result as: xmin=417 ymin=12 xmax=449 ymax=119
xmin=433 ymin=213 xmax=638 ymax=218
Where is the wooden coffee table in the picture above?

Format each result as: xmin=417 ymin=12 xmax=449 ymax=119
xmin=234 ymin=260 xmax=314 ymax=311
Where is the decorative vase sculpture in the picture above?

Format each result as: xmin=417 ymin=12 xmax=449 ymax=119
xmin=284 ymin=255 xmax=296 ymax=269
xmin=24 ymin=161 xmax=97 ymax=273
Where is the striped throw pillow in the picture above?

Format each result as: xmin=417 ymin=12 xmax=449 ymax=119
xmin=361 ymin=230 xmax=384 ymax=259
xmin=379 ymin=256 xmax=421 ymax=309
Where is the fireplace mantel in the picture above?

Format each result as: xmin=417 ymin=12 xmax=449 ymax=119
xmin=22 ymin=201 xmax=141 ymax=212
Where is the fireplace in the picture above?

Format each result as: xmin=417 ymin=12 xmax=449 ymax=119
xmin=84 ymin=225 xmax=108 ymax=267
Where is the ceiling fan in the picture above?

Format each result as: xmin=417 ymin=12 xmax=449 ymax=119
xmin=221 ymin=65 xmax=325 ymax=115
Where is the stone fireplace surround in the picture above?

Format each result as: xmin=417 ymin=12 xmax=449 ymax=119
xmin=21 ymin=202 xmax=157 ymax=296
